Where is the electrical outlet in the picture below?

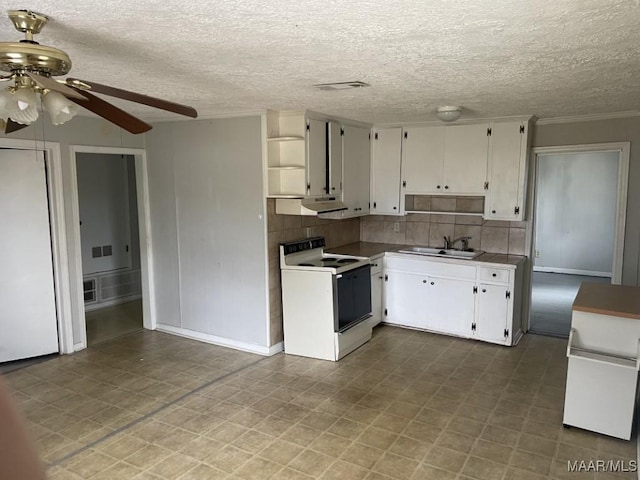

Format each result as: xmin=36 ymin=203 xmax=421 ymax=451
xmin=535 ymin=250 xmax=540 ymax=258
xmin=393 ymin=222 xmax=400 ymax=232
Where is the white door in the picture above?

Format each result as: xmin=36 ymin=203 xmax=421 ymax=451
xmin=328 ymin=121 xmax=342 ymax=196
xmin=401 ymin=126 xmax=445 ymax=194
xmin=427 ymin=277 xmax=475 ymax=336
xmin=306 ymin=118 xmax=327 ymax=196
xmin=342 ymin=125 xmax=371 ymax=215
xmin=475 ymin=284 xmax=509 ymax=344
xmin=371 ymin=127 xmax=402 ymax=214
xmin=384 ymin=270 xmax=428 ymax=329
xmin=443 ymin=124 xmax=489 ymax=194
xmin=0 ymin=149 xmax=58 ymax=362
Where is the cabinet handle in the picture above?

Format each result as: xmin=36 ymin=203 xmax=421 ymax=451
xmin=379 ymin=276 xmax=383 ymax=279
xmin=372 ymin=263 xmax=378 ymax=267
xmin=444 ymin=185 xmax=449 ymax=190
xmin=437 ymin=185 xmax=441 ymax=189
xmin=423 ymin=280 xmax=427 ymax=283
xmin=492 ymin=210 xmax=496 ymax=214
xmin=482 ymin=289 xmax=486 ymax=293
xmin=492 ymin=273 xmax=497 ymax=277
xmin=430 ymin=281 xmax=434 ymax=285
xmin=393 ymin=206 xmax=397 ymax=210
xmin=331 ymin=187 xmax=336 ymax=191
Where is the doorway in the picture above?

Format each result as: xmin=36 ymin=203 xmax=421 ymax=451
xmin=76 ymin=152 xmax=143 ymax=345
xmin=529 ymin=145 xmax=629 ymax=337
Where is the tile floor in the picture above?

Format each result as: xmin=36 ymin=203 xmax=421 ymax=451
xmin=529 ymin=273 xmax=611 ymax=338
xmin=85 ymin=300 xmax=144 ymax=346
xmin=3 ymin=326 xmax=636 ymax=479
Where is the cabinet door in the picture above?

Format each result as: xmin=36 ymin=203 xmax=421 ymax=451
xmin=485 ymin=121 xmax=528 ymax=220
xmin=342 ymin=125 xmax=371 ymax=217
xmin=427 ymin=277 xmax=475 ymax=337
xmin=370 ymin=270 xmax=383 ymax=327
xmin=384 ymin=270 xmax=428 ymax=329
xmin=307 ymin=118 xmax=327 ymax=196
xmin=371 ymin=127 xmax=402 ymax=215
xmin=328 ymin=121 xmax=342 ymax=196
xmin=443 ymin=124 xmax=489 ymax=194
xmin=401 ymin=126 xmax=445 ymax=194
xmin=475 ymin=283 xmax=510 ymax=344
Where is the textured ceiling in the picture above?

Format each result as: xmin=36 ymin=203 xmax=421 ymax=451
xmin=4 ymin=1 xmax=640 ymax=124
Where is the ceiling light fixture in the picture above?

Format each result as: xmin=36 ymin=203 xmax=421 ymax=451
xmin=0 ymin=77 xmax=79 ymax=126
xmin=436 ymin=105 xmax=462 ymax=122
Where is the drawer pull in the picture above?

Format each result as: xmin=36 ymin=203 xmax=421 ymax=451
xmin=492 ymin=273 xmax=497 ymax=277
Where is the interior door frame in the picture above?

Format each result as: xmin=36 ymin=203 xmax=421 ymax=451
xmin=525 ymin=142 xmax=630 ymax=330
xmin=0 ymin=138 xmax=73 ymax=354
xmin=69 ymin=145 xmax=155 ymax=350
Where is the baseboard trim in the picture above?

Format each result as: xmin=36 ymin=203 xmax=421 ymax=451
xmin=533 ymin=266 xmax=611 ymax=277
xmin=156 ymin=324 xmax=281 ymax=356
xmin=73 ymin=342 xmax=84 ymax=352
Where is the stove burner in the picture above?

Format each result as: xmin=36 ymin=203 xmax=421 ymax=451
xmin=337 ymin=258 xmax=358 ymax=264
xmin=298 ymin=263 xmax=315 ymax=267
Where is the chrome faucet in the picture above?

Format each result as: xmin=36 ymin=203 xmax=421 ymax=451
xmin=444 ymin=235 xmax=472 ymax=251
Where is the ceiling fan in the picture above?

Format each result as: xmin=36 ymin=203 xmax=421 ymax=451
xmin=0 ymin=9 xmax=197 ymax=135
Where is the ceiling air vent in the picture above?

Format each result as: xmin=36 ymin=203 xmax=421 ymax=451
xmin=313 ymin=81 xmax=370 ymax=91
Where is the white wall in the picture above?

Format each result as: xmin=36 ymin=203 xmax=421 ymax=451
xmin=76 ymin=153 xmax=132 ymax=274
xmin=0 ymin=117 xmax=144 ymax=346
xmin=145 ymin=117 xmax=269 ymax=350
xmin=533 ymin=117 xmax=640 ymax=285
xmin=535 ymin=151 xmax=618 ymax=275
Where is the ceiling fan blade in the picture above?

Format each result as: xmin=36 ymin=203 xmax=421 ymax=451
xmin=2 ymin=119 xmax=30 ymax=134
xmin=66 ymin=78 xmax=198 ymax=118
xmin=24 ymin=72 xmax=86 ymax=100
xmin=67 ymin=88 xmax=152 ymax=134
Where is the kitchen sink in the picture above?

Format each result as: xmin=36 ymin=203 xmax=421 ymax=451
xmin=397 ymin=246 xmax=483 ymax=259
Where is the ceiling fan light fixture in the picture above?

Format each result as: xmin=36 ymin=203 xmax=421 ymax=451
xmin=8 ymin=86 xmax=39 ymax=124
xmin=42 ymin=90 xmax=78 ymax=125
xmin=436 ymin=105 xmax=462 ymax=122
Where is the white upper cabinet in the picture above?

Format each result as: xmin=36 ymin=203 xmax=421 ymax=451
xmin=484 ymin=120 xmax=530 ymax=221
xmin=328 ymin=121 xmax=342 ymax=197
xmin=442 ymin=123 xmax=489 ymax=195
xmin=306 ymin=118 xmax=328 ymax=197
xmin=401 ymin=124 xmax=489 ymax=196
xmin=401 ymin=126 xmax=445 ymax=194
xmin=342 ymin=124 xmax=371 ymax=217
xmin=371 ymin=127 xmax=402 ymax=215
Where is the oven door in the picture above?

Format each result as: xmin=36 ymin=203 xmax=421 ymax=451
xmin=334 ymin=265 xmax=372 ymax=333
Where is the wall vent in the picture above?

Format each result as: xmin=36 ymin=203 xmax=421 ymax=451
xmin=313 ymin=81 xmax=370 ymax=91
xmin=83 ymin=269 xmax=141 ymax=306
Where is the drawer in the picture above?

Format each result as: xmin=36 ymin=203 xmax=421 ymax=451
xmin=479 ymin=266 xmax=510 ymax=283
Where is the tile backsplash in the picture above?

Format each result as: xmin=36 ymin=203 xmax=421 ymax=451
xmin=361 ymin=214 xmax=527 ymax=255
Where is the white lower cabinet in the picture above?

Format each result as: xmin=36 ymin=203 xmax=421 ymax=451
xmin=383 ymin=254 xmax=523 ymax=346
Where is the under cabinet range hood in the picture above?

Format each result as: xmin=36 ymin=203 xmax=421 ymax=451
xmin=275 ymin=197 xmax=347 ymax=216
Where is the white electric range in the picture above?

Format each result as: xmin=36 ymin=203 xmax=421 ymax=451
xmin=279 ymin=237 xmax=372 ymax=361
